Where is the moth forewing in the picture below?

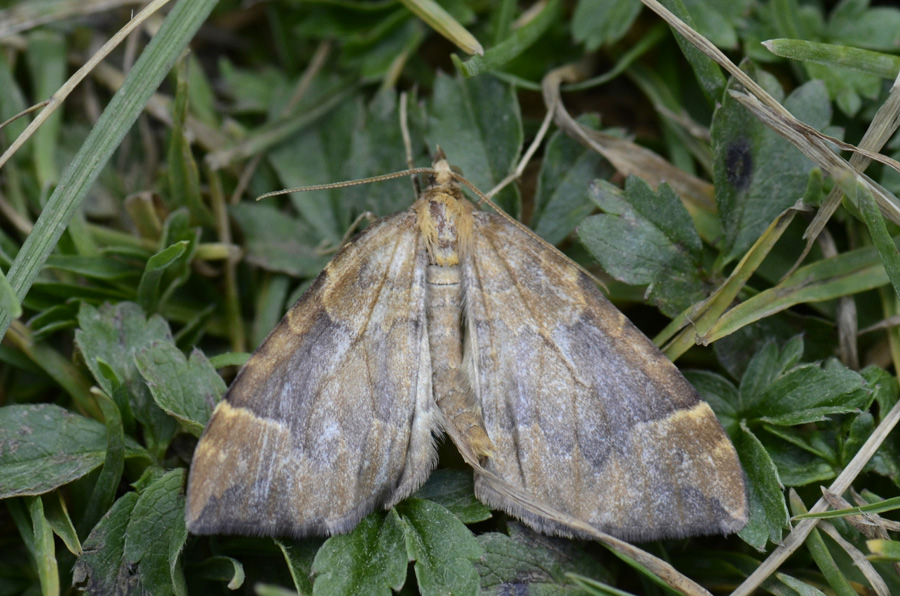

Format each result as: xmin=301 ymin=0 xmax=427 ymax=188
xmin=186 ymin=212 xmax=441 ymax=537
xmin=460 ymin=212 xmax=747 ymax=541
xmin=186 ymin=154 xmax=748 ymax=542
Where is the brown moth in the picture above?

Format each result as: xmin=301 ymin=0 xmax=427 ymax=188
xmin=186 ymin=152 xmax=748 ymax=542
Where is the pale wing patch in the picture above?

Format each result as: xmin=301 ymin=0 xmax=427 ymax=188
xmin=187 ymin=211 xmax=440 ymax=537
xmin=462 ymin=212 xmax=747 ymax=541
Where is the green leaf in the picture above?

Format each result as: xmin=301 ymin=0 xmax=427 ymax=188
xmin=43 ymin=492 xmax=82 ymax=556
xmin=531 ymin=116 xmax=607 ymax=246
xmin=398 ymin=498 xmax=482 ymax=596
xmin=75 ymin=302 xmax=177 ymax=459
xmin=73 ymin=492 xmax=140 ymax=594
xmin=168 ymin=59 xmax=213 ymax=227
xmin=78 ymin=385 xmax=126 ymax=536
xmin=413 ymin=469 xmax=492 ymax=524
xmin=0 ymin=265 xmax=23 ymax=319
xmin=712 ymin=71 xmax=831 ymax=264
xmin=44 ymin=254 xmax=139 ymax=281
xmin=454 ymin=0 xmax=560 ymax=76
xmin=738 ymin=340 xmax=784 ymax=413
xmin=312 ymin=510 xmax=407 ymax=596
xmin=766 ymin=440 xmax=836 ymax=487
xmin=736 ymin=425 xmax=789 ymax=549
xmin=124 ymin=469 xmax=188 ymax=596
xmin=827 ymin=0 xmax=900 ymax=52
xmin=571 ymin=0 xmax=642 ymax=50
xmin=755 ymin=361 xmax=868 ymax=424
xmin=27 ymin=495 xmax=60 ymax=596
xmin=137 ymin=241 xmax=188 ymax=313
xmin=476 ymin=523 xmax=609 ymax=594
xmin=191 ymin=555 xmax=245 ymax=590
xmin=26 ymin=30 xmax=66 ymax=189
xmin=230 ymin=202 xmax=329 ymax=278
xmin=867 ymin=539 xmax=900 ymax=562
xmin=683 ymin=370 xmax=739 ymax=435
xmin=579 ymin=177 xmax=705 ymax=316
xmin=859 ymin=182 xmax=900 ymax=303
xmin=277 ymin=537 xmax=323 ymax=595
xmin=658 ymin=0 xmax=728 ymax=101
xmin=0 ymin=404 xmax=143 ymax=499
xmin=764 ymin=39 xmax=900 ymax=80
xmin=135 ymin=340 xmax=225 ymax=435
xmin=680 ymin=0 xmax=741 ymax=48
xmin=788 ymin=491 xmax=857 ymax=596
xmin=427 ymin=73 xmax=523 ymax=216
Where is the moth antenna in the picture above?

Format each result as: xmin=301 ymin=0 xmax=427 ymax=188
xmin=254 ymin=168 xmax=436 ymax=201
xmin=399 ymin=92 xmax=421 ymax=198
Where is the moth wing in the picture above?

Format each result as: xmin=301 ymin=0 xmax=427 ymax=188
xmin=462 ymin=212 xmax=747 ymax=541
xmin=187 ymin=211 xmax=438 ymax=537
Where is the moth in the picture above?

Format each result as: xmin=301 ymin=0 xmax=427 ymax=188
xmin=186 ymin=152 xmax=748 ymax=542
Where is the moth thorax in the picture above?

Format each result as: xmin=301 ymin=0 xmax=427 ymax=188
xmin=417 ymin=188 xmax=474 ymax=267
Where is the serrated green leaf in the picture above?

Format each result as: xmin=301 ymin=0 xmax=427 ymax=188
xmin=135 ymin=340 xmax=225 ymax=435
xmin=531 ymin=116 xmax=607 ymax=246
xmin=73 ymin=492 xmax=140 ymax=595
xmin=427 ymin=73 xmax=522 ymax=216
xmin=755 ymin=361 xmax=868 ymax=424
xmin=476 ymin=523 xmax=607 ymax=595
xmin=738 ymin=340 xmax=781 ymax=412
xmin=230 ymin=202 xmax=329 ymax=278
xmin=413 ymin=469 xmax=491 ymax=524
xmin=75 ymin=302 xmax=177 ymax=458
xmin=862 ymin=365 xmax=899 ymax=415
xmin=712 ymin=71 xmax=830 ymax=264
xmin=398 ymin=498 xmax=482 ymax=596
xmin=312 ymin=510 xmax=407 ymax=596
xmin=580 ymin=177 xmax=705 ymax=316
xmin=765 ymin=439 xmax=835 ymax=487
xmin=124 ymin=469 xmax=188 ymax=596
xmin=0 ymin=404 xmax=144 ymax=498
xmin=736 ymin=425 xmax=789 ymax=549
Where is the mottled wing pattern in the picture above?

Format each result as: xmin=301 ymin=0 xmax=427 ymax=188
xmin=462 ymin=213 xmax=747 ymax=541
xmin=187 ymin=211 xmax=438 ymax=537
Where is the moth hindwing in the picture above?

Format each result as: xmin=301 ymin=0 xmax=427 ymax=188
xmin=186 ymin=155 xmax=748 ymax=541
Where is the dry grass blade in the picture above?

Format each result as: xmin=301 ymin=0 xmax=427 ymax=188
xmin=542 ymin=64 xmax=716 ymax=214
xmin=0 ymin=0 xmax=144 ymax=37
xmin=785 ymin=72 xmax=900 ymax=280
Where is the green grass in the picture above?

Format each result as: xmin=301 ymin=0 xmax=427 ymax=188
xmin=1 ymin=0 xmax=900 ymax=594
